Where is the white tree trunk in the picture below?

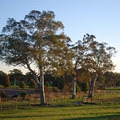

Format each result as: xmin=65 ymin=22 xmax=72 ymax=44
xmin=26 ymin=64 xmax=46 ymax=105
xmin=72 ymin=77 xmax=76 ymax=99
xmin=39 ymin=67 xmax=46 ymax=105
xmin=88 ymin=78 xmax=97 ymax=98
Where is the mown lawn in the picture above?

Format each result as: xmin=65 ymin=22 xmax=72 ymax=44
xmin=1 ymin=87 xmax=120 ymax=120
xmin=0 ymin=104 xmax=120 ymax=120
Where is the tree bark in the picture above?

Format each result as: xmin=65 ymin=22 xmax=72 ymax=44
xmin=38 ymin=67 xmax=46 ymax=105
xmin=88 ymin=78 xmax=97 ymax=98
xmin=26 ymin=63 xmax=46 ymax=105
xmin=72 ymin=77 xmax=76 ymax=99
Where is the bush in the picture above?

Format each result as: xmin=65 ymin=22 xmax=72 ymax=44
xmin=52 ymin=87 xmax=60 ymax=92
xmin=20 ymin=92 xmax=28 ymax=100
xmin=19 ymin=81 xmax=26 ymax=89
xmin=76 ymin=83 xmax=81 ymax=93
xmin=0 ymin=91 xmax=8 ymax=98
xmin=29 ymin=79 xmax=36 ymax=88
xmin=45 ymin=86 xmax=53 ymax=93
xmin=45 ymin=81 xmax=51 ymax=87
xmin=63 ymin=84 xmax=71 ymax=93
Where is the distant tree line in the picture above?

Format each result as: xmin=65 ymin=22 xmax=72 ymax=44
xmin=0 ymin=69 xmax=120 ymax=91
xmin=0 ymin=69 xmax=36 ymax=89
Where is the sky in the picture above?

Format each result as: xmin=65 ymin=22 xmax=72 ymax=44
xmin=0 ymin=0 xmax=120 ymax=74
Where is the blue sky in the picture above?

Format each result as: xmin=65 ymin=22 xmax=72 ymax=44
xmin=0 ymin=0 xmax=120 ymax=73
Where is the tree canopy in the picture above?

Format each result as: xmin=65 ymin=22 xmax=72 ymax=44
xmin=0 ymin=10 xmax=73 ymax=76
xmin=0 ymin=10 xmax=73 ymax=104
xmin=71 ymin=34 xmax=116 ymax=98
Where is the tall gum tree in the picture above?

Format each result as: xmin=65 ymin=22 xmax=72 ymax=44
xmin=0 ymin=10 xmax=73 ymax=105
xmin=71 ymin=34 xmax=92 ymax=98
xmin=87 ymin=35 xmax=116 ymax=97
xmin=72 ymin=34 xmax=115 ymax=98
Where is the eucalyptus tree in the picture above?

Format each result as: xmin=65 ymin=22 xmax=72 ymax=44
xmin=71 ymin=34 xmax=94 ymax=98
xmin=72 ymin=34 xmax=115 ymax=98
xmin=87 ymin=36 xmax=116 ymax=97
xmin=0 ymin=10 xmax=73 ymax=105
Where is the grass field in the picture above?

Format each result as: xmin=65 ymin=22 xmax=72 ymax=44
xmin=0 ymin=104 xmax=120 ymax=120
xmin=0 ymin=87 xmax=120 ymax=120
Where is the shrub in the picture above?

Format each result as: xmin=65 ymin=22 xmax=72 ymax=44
xmin=0 ymin=91 xmax=8 ymax=98
xmin=29 ymin=79 xmax=36 ymax=88
xmin=45 ymin=81 xmax=51 ymax=87
xmin=52 ymin=87 xmax=60 ymax=92
xmin=20 ymin=92 xmax=28 ymax=100
xmin=76 ymin=83 xmax=81 ymax=93
xmin=19 ymin=81 xmax=26 ymax=89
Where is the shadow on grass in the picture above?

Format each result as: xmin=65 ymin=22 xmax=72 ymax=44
xmin=0 ymin=113 xmax=120 ymax=120
xmin=63 ymin=114 xmax=120 ymax=120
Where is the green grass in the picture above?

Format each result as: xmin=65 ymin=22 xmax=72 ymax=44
xmin=1 ymin=87 xmax=120 ymax=120
xmin=0 ymin=104 xmax=120 ymax=120
xmin=106 ymin=87 xmax=120 ymax=92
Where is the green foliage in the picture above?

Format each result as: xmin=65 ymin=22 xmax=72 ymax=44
xmin=104 ymin=72 xmax=120 ymax=87
xmin=20 ymin=92 xmax=28 ymax=100
xmin=52 ymin=87 xmax=60 ymax=92
xmin=9 ymin=69 xmax=25 ymax=87
xmin=0 ymin=10 xmax=73 ymax=104
xmin=25 ymin=72 xmax=34 ymax=82
xmin=29 ymin=79 xmax=36 ymax=88
xmin=9 ymin=69 xmax=23 ymax=75
xmin=0 ymin=10 xmax=73 ymax=76
xmin=45 ymin=74 xmax=65 ymax=90
xmin=45 ymin=81 xmax=51 ymax=87
xmin=76 ymin=83 xmax=81 ymax=93
xmin=0 ymin=71 xmax=10 ymax=87
xmin=19 ymin=82 xmax=26 ymax=89
xmin=72 ymin=34 xmax=115 ymax=98
xmin=0 ymin=91 xmax=8 ymax=98
xmin=3 ymin=74 xmax=10 ymax=87
xmin=53 ymin=77 xmax=65 ymax=90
